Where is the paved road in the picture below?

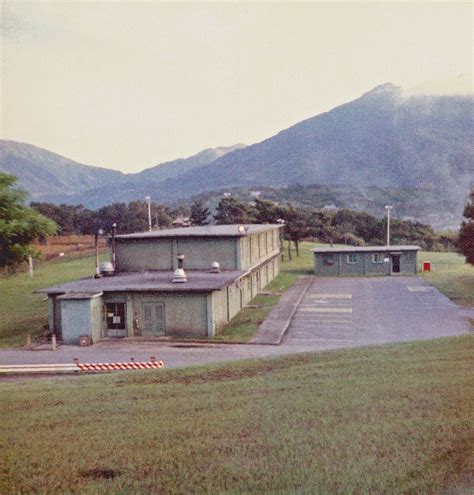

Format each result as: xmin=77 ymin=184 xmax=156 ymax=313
xmin=0 ymin=277 xmax=472 ymax=374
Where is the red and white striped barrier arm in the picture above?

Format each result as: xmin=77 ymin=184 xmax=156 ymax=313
xmin=73 ymin=357 xmax=164 ymax=372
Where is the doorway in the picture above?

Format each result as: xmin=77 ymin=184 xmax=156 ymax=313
xmin=391 ymin=254 xmax=401 ymax=274
xmin=106 ymin=302 xmax=127 ymax=337
xmin=141 ymin=302 xmax=165 ymax=336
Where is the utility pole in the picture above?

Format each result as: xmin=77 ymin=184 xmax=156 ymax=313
xmin=145 ymin=196 xmax=152 ymax=232
xmin=385 ymin=205 xmax=393 ymax=246
xmin=94 ymin=228 xmax=104 ymax=278
xmin=111 ymin=223 xmax=117 ymax=271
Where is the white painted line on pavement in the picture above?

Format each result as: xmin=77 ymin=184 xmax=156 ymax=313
xmin=307 ymin=293 xmax=352 ymax=299
xmin=299 ymin=307 xmax=352 ymax=313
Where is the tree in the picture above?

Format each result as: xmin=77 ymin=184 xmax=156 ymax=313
xmin=280 ymin=205 xmax=308 ymax=257
xmin=0 ymin=173 xmax=57 ymax=270
xmin=214 ymin=197 xmax=256 ymax=225
xmin=190 ymin=200 xmax=210 ymax=226
xmin=254 ymin=199 xmax=280 ymax=224
xmin=459 ymin=190 xmax=474 ymax=264
xmin=31 ymin=202 xmax=85 ymax=235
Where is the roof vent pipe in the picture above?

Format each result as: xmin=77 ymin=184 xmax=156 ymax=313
xmin=172 ymin=254 xmax=187 ymax=283
xmin=210 ymin=261 xmax=220 ymax=273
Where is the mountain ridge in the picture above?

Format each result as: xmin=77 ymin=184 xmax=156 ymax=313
xmin=1 ymin=82 xmax=472 ymax=228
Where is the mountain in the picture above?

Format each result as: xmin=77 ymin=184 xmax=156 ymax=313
xmin=150 ymin=84 xmax=473 ymax=203
xmin=0 ymin=140 xmax=126 ymax=200
xmin=0 ymin=141 xmax=245 ymax=206
xmin=1 ymin=83 xmax=472 ymax=228
xmin=133 ymin=144 xmax=246 ymax=183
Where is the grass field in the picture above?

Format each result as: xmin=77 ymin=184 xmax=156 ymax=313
xmin=1 ymin=335 xmax=473 ymax=494
xmin=1 ymin=245 xmax=473 ymax=347
xmin=419 ymin=250 xmax=474 ymax=307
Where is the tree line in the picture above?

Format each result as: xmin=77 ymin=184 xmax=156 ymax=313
xmin=205 ymin=197 xmax=458 ymax=255
xmin=1 ymin=172 xmax=472 ymax=270
xmin=30 ymin=201 xmax=187 ymax=236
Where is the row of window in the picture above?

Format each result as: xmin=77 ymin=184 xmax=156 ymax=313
xmin=323 ymin=253 xmax=386 ymax=265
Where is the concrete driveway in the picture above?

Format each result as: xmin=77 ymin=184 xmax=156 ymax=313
xmin=284 ymin=276 xmax=473 ymax=349
xmin=0 ymin=277 xmax=472 ymax=373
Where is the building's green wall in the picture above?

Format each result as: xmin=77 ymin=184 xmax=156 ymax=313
xmin=314 ymin=251 xmax=418 ymax=276
xmin=115 ymin=239 xmax=174 ymax=271
xmin=131 ymin=292 xmax=208 ymax=338
xmin=176 ymin=238 xmax=237 ymax=270
xmin=60 ymin=298 xmax=95 ymax=344
xmin=211 ymin=255 xmax=280 ymax=334
xmin=239 ymin=230 xmax=281 ymax=270
xmin=115 ymin=228 xmax=281 ymax=272
xmin=90 ymin=297 xmax=103 ymax=342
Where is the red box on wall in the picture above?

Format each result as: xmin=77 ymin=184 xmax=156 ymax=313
xmin=423 ymin=261 xmax=431 ymax=272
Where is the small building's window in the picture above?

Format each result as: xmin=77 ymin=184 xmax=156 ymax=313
xmin=372 ymin=253 xmax=384 ymax=263
xmin=323 ymin=254 xmax=334 ymax=266
xmin=347 ymin=253 xmax=358 ymax=264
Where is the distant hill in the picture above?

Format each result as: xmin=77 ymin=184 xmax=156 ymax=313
xmin=0 ymin=140 xmax=126 ymax=200
xmin=0 ymin=141 xmax=245 ymax=206
xmin=133 ymin=144 xmax=246 ymax=183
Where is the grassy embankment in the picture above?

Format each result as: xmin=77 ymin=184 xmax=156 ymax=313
xmin=419 ymin=250 xmax=474 ymax=307
xmin=1 ymin=335 xmax=473 ymax=494
xmin=1 ymin=245 xmax=473 ymax=347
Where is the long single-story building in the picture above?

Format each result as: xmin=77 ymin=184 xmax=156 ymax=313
xmin=39 ymin=224 xmax=282 ymax=344
xmin=312 ymin=245 xmax=420 ymax=276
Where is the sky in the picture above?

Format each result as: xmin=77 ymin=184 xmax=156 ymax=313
xmin=1 ymin=1 xmax=472 ymax=173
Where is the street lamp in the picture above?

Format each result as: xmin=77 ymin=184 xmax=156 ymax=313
xmin=385 ymin=206 xmax=393 ymax=246
xmin=145 ymin=196 xmax=152 ymax=232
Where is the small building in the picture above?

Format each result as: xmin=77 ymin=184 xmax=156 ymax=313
xmin=312 ymin=245 xmax=420 ymax=277
xmin=39 ymin=224 xmax=282 ymax=344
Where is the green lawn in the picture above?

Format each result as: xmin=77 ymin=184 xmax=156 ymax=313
xmin=0 ymin=254 xmax=107 ymax=347
xmin=419 ymin=250 xmax=474 ymax=307
xmin=1 ymin=336 xmax=473 ymax=494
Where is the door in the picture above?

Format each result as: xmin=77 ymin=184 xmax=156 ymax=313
xmin=141 ymin=302 xmax=165 ymax=336
xmin=106 ymin=302 xmax=127 ymax=337
xmin=391 ymin=254 xmax=401 ymax=274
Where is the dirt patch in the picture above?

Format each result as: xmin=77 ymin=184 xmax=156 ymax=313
xmin=80 ymin=468 xmax=120 ymax=480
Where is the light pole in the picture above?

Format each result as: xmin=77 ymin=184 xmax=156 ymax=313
xmin=94 ymin=228 xmax=104 ymax=278
xmin=385 ymin=205 xmax=393 ymax=246
xmin=145 ymin=196 xmax=152 ymax=232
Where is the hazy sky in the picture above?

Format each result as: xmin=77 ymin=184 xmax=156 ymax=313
xmin=1 ymin=1 xmax=472 ymax=173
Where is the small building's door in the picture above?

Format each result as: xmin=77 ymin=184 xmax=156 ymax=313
xmin=391 ymin=254 xmax=401 ymax=274
xmin=106 ymin=302 xmax=127 ymax=337
xmin=141 ymin=302 xmax=165 ymax=336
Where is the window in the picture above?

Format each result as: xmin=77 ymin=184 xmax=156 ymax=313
xmin=372 ymin=253 xmax=384 ymax=263
xmin=347 ymin=253 xmax=358 ymax=264
xmin=323 ymin=254 xmax=334 ymax=266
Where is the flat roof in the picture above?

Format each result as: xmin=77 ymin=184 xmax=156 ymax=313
xmin=57 ymin=292 xmax=103 ymax=300
xmin=38 ymin=270 xmax=246 ymax=295
xmin=312 ymin=245 xmax=421 ymax=253
xmin=115 ymin=224 xmax=281 ymax=240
